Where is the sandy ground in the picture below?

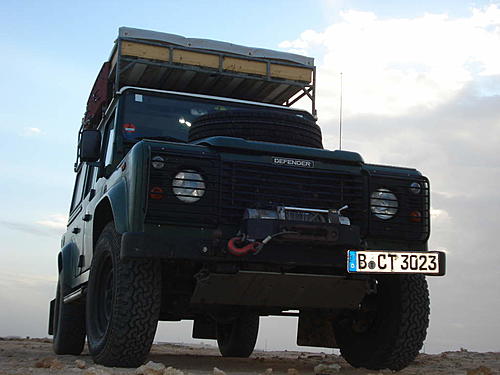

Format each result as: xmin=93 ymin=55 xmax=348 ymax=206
xmin=0 ymin=337 xmax=498 ymax=375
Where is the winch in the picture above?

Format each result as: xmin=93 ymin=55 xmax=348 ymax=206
xmin=226 ymin=205 xmax=361 ymax=256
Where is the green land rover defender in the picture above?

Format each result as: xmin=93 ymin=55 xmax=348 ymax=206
xmin=48 ymin=27 xmax=446 ymax=371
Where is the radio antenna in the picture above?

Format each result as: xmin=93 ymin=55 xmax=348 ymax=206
xmin=339 ymin=72 xmax=343 ymax=150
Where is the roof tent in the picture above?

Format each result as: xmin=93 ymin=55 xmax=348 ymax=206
xmin=110 ymin=27 xmax=316 ymax=115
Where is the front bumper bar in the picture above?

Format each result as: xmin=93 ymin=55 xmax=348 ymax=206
xmin=121 ymin=228 xmax=354 ymax=268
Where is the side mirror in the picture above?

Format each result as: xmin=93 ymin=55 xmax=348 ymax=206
xmin=80 ymin=130 xmax=102 ymax=162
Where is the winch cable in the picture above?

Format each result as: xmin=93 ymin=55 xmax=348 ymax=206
xmin=227 ymin=231 xmax=299 ymax=256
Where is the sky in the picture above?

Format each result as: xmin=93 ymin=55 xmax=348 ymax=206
xmin=0 ymin=0 xmax=499 ymax=355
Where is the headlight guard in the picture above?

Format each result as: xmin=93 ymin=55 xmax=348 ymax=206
xmin=370 ymin=188 xmax=398 ymax=220
xmin=172 ymin=170 xmax=206 ymax=203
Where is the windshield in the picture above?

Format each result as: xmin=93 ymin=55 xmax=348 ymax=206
xmin=117 ymin=91 xmax=312 ymax=143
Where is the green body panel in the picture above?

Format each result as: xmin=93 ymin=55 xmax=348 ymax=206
xmin=364 ymin=163 xmax=421 ymax=177
xmin=97 ymin=141 xmax=151 ymax=235
xmin=194 ymin=136 xmax=364 ymax=164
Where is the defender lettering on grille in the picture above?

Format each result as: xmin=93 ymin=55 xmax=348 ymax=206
xmin=273 ymin=157 xmax=314 ymax=168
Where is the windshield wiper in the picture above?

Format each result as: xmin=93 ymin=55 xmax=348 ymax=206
xmin=133 ymin=136 xmax=186 ymax=143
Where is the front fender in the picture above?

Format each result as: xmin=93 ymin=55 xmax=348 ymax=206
xmin=59 ymin=242 xmax=79 ymax=293
xmin=99 ymin=141 xmax=149 ymax=234
xmin=105 ymin=180 xmax=129 ymax=234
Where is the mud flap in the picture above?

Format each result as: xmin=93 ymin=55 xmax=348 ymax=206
xmin=48 ymin=299 xmax=55 ymax=335
xmin=297 ymin=311 xmax=338 ymax=348
xmin=192 ymin=315 xmax=217 ymax=339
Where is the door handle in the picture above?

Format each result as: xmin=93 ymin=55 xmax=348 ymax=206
xmin=82 ymin=214 xmax=92 ymax=222
xmin=72 ymin=227 xmax=81 ymax=234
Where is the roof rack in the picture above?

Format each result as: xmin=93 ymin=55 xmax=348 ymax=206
xmin=111 ymin=27 xmax=316 ymax=114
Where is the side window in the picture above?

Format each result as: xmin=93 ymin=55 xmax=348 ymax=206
xmin=83 ymin=166 xmax=97 ymax=198
xmin=70 ymin=164 xmax=87 ymax=213
xmin=104 ymin=114 xmax=116 ymax=167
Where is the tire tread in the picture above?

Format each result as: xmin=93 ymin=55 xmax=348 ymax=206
xmin=188 ymin=110 xmax=323 ymax=149
xmin=336 ymin=275 xmax=429 ymax=371
xmin=87 ymin=222 xmax=161 ymax=367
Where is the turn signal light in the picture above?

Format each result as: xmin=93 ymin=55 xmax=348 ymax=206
xmin=409 ymin=211 xmax=422 ymax=223
xmin=150 ymin=187 xmax=164 ymax=200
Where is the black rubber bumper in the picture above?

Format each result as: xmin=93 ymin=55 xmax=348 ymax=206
xmin=121 ymin=231 xmax=208 ymax=260
xmin=120 ymin=230 xmax=358 ymax=268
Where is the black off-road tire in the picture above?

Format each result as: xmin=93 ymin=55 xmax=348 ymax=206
xmin=52 ymin=277 xmax=86 ymax=355
xmin=188 ymin=110 xmax=323 ymax=149
xmin=86 ymin=222 xmax=161 ymax=367
xmin=216 ymin=314 xmax=259 ymax=357
xmin=333 ymin=275 xmax=429 ymax=371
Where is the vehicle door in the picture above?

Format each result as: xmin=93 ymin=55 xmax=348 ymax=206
xmin=66 ymin=163 xmax=88 ymax=278
xmin=79 ymin=165 xmax=98 ymax=273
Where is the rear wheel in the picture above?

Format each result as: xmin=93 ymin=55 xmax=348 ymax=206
xmin=216 ymin=313 xmax=259 ymax=357
xmin=52 ymin=276 xmax=86 ymax=355
xmin=86 ymin=222 xmax=161 ymax=367
xmin=333 ymin=275 xmax=430 ymax=371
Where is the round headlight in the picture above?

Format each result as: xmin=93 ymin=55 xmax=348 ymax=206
xmin=371 ymin=188 xmax=398 ymax=220
xmin=172 ymin=170 xmax=205 ymax=203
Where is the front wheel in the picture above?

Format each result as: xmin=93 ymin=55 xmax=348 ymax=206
xmin=333 ymin=274 xmax=430 ymax=371
xmin=86 ymin=222 xmax=161 ymax=367
xmin=216 ymin=313 xmax=259 ymax=357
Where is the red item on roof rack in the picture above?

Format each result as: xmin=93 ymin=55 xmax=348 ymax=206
xmin=83 ymin=62 xmax=111 ymax=129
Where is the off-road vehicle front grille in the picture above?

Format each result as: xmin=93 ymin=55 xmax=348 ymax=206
xmin=219 ymin=161 xmax=367 ymax=232
xmin=146 ymin=155 xmax=367 ymax=230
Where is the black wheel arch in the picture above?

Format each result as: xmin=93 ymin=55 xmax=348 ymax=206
xmin=58 ymin=243 xmax=80 ymax=295
xmin=92 ymin=197 xmax=115 ymax=250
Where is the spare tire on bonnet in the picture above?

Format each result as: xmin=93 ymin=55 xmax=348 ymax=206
xmin=188 ymin=110 xmax=323 ymax=149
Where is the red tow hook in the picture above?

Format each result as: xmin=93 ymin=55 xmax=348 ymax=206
xmin=227 ymin=237 xmax=262 ymax=256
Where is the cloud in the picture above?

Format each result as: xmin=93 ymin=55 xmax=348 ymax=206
xmin=1 ymin=214 xmax=67 ymax=237
xmin=0 ymin=270 xmax=56 ymax=289
xmin=278 ymin=29 xmax=324 ymax=55
xmin=36 ymin=214 xmax=67 ymax=230
xmin=280 ymin=5 xmax=500 ymax=118
xmin=0 ymin=221 xmax=53 ymax=237
xmin=21 ymin=127 xmax=42 ymax=136
xmin=430 ymin=208 xmax=451 ymax=224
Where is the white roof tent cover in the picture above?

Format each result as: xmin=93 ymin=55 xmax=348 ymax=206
xmin=110 ymin=27 xmax=317 ymax=115
xmin=119 ymin=27 xmax=314 ymax=66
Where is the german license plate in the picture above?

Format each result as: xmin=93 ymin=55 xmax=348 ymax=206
xmin=347 ymin=250 xmax=441 ymax=274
